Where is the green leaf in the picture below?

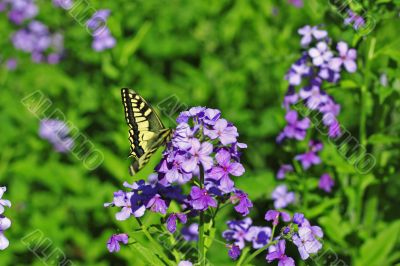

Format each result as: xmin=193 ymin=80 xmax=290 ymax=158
xmin=355 ymin=221 xmax=400 ymax=266
xmin=368 ymin=134 xmax=400 ymax=145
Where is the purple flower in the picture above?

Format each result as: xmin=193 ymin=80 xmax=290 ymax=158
xmin=293 ymin=213 xmax=305 ymax=225
xmin=5 ymin=58 xmax=17 ymax=70
xmin=328 ymin=120 xmax=342 ymax=138
xmin=107 ymin=234 xmax=128 ymax=253
xmin=166 ymin=213 xmax=187 ymax=233
xmin=344 ymin=10 xmax=365 ymax=30
xmin=0 ymin=216 xmax=11 ymax=250
xmin=222 ymin=218 xmax=252 ymax=249
xmin=230 ymin=190 xmax=253 ymax=216
xmin=277 ymin=110 xmax=310 ymax=142
xmin=265 ymin=210 xmax=291 ymax=226
xmin=53 ymin=0 xmax=73 ymax=9
xmin=208 ymin=149 xmax=244 ymax=193
xmin=299 ymin=85 xmax=329 ymax=110
xmin=245 ymin=226 xmax=272 ymax=249
xmin=178 ymin=261 xmax=193 ymax=266
xmin=271 ymin=185 xmax=295 ymax=209
xmin=288 ymin=0 xmax=303 ymax=8
xmin=5 ymin=0 xmax=38 ymax=25
xmin=87 ymin=10 xmax=116 ymax=51
xmin=318 ymin=173 xmax=335 ymax=193
xmin=227 ymin=244 xmax=241 ymax=260
xmin=329 ymin=41 xmax=357 ymax=73
xmin=283 ymin=87 xmax=299 ymax=109
xmin=308 ymin=42 xmax=333 ymax=67
xmin=276 ymin=164 xmax=293 ymax=179
xmin=205 ymin=119 xmax=238 ymax=145
xmin=292 ymin=227 xmax=322 ymax=259
xmin=182 ymin=139 xmax=213 ymax=173
xmin=266 ymin=240 xmax=295 ymax=266
xmin=181 ymin=223 xmax=198 ymax=242
xmin=298 ymin=25 xmax=327 ymax=47
xmin=146 ymin=194 xmax=167 ymax=214
xmin=0 ymin=187 xmax=11 ymax=215
xmin=189 ymin=186 xmax=217 ymax=211
xmin=286 ymin=58 xmax=311 ymax=86
xmin=104 ymin=190 xmax=144 ymax=220
xmin=295 ymin=140 xmax=323 ymax=170
xmin=39 ymin=119 xmax=73 ymax=153
xmin=320 ymin=98 xmax=341 ymax=126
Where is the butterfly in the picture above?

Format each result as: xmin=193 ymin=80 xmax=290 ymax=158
xmin=121 ymin=88 xmax=173 ymax=175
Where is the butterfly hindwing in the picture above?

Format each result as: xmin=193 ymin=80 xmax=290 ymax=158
xmin=121 ymin=88 xmax=172 ymax=175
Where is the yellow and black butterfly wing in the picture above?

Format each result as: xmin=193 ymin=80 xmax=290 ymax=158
xmin=121 ymin=88 xmax=172 ymax=175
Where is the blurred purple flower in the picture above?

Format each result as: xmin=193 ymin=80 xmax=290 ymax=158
xmin=39 ymin=119 xmax=73 ymax=153
xmin=298 ymin=25 xmax=327 ymax=47
xmin=277 ymin=164 xmax=293 ymax=179
xmin=107 ymin=234 xmax=128 ymax=253
xmin=295 ymin=140 xmax=323 ymax=170
xmin=2 ymin=0 xmax=38 ymax=24
xmin=344 ymin=10 xmax=365 ymax=30
xmin=181 ymin=223 xmax=198 ymax=242
xmin=320 ymin=98 xmax=341 ymax=126
xmin=318 ymin=173 xmax=334 ymax=193
xmin=293 ymin=213 xmax=305 ymax=225
xmin=277 ymin=110 xmax=310 ymax=143
xmin=271 ymin=185 xmax=295 ymax=209
xmin=292 ymin=227 xmax=322 ymax=259
xmin=329 ymin=41 xmax=357 ymax=73
xmin=308 ymin=42 xmax=333 ymax=67
xmin=87 ymin=10 xmax=116 ymax=51
xmin=299 ymin=85 xmax=329 ymax=110
xmin=285 ymin=57 xmax=311 ymax=86
xmin=52 ymin=0 xmax=73 ymax=9
xmin=227 ymin=244 xmax=241 ymax=260
xmin=288 ymin=0 xmax=303 ymax=8
xmin=328 ymin=120 xmax=342 ymax=138
xmin=166 ymin=213 xmax=187 ymax=233
xmin=0 ymin=216 xmax=11 ymax=250
xmin=222 ymin=218 xmax=252 ymax=249
xmin=266 ymin=240 xmax=295 ymax=266
xmin=178 ymin=261 xmax=193 ymax=266
xmin=0 ymin=187 xmax=11 ymax=215
xmin=5 ymin=58 xmax=17 ymax=70
xmin=265 ymin=210 xmax=291 ymax=226
xmin=245 ymin=226 xmax=271 ymax=249
xmin=283 ymin=87 xmax=299 ymax=109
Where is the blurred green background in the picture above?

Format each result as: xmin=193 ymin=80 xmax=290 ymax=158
xmin=1 ymin=0 xmax=400 ymax=265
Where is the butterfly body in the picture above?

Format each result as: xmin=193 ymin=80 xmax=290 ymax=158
xmin=121 ymin=88 xmax=173 ymax=175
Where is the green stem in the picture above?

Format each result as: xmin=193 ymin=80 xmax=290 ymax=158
xmin=198 ymin=165 xmax=206 ymax=266
xmin=135 ymin=218 xmax=174 ymax=266
xmin=237 ymin=240 xmax=278 ymax=266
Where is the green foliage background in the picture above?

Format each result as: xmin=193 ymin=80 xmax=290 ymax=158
xmin=0 ymin=0 xmax=400 ymax=265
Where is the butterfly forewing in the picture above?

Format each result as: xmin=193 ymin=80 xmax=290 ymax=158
xmin=121 ymin=88 xmax=172 ymax=175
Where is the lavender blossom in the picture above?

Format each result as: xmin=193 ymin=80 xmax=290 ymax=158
xmin=87 ymin=10 xmax=116 ymax=51
xmin=265 ymin=210 xmax=291 ymax=226
xmin=271 ymin=185 xmax=295 ymax=209
xmin=288 ymin=0 xmax=303 ymax=8
xmin=276 ymin=164 xmax=293 ymax=179
xmin=277 ymin=110 xmax=310 ymax=143
xmin=222 ymin=218 xmax=252 ymax=249
xmin=308 ymin=42 xmax=333 ymax=67
xmin=295 ymin=140 xmax=323 ymax=170
xmin=318 ymin=173 xmax=335 ymax=193
xmin=329 ymin=41 xmax=357 ymax=73
xmin=266 ymin=240 xmax=295 ymax=266
xmin=292 ymin=226 xmax=323 ymax=259
xmin=298 ymin=25 xmax=327 ymax=47
xmin=245 ymin=226 xmax=272 ymax=249
xmin=0 ymin=187 xmax=11 ymax=250
xmin=0 ymin=187 xmax=11 ymax=215
xmin=189 ymin=186 xmax=217 ymax=211
xmin=178 ymin=261 xmax=193 ymax=266
xmin=166 ymin=213 xmax=187 ymax=233
xmin=107 ymin=234 xmax=128 ymax=253
xmin=230 ymin=190 xmax=253 ymax=216
xmin=39 ymin=119 xmax=73 ymax=153
xmin=227 ymin=244 xmax=241 ymax=260
xmin=181 ymin=223 xmax=198 ymax=242
xmin=344 ymin=10 xmax=365 ymax=30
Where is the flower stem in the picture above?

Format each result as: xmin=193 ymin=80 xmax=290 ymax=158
xmin=135 ymin=218 xmax=174 ymax=266
xmin=198 ymin=164 xmax=206 ymax=266
xmin=237 ymin=240 xmax=277 ymax=266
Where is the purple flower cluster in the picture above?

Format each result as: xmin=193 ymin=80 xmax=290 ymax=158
xmin=12 ymin=21 xmax=64 ymax=64
xmin=222 ymin=218 xmax=272 ymax=260
xmin=52 ymin=0 xmax=73 ymax=9
xmin=105 ymin=107 xmax=252 ymax=252
xmin=223 ymin=211 xmax=323 ymax=264
xmin=39 ymin=119 xmax=74 ymax=153
xmin=87 ymin=10 xmax=116 ymax=52
xmin=344 ymin=10 xmax=365 ymax=30
xmin=107 ymin=233 xmax=128 ymax=253
xmin=271 ymin=184 xmax=295 ymax=209
xmin=0 ymin=0 xmax=38 ymax=25
xmin=0 ymin=186 xmax=11 ymax=250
